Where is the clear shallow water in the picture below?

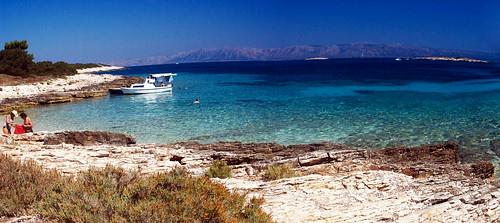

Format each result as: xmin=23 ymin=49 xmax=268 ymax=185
xmin=27 ymin=59 xmax=499 ymax=156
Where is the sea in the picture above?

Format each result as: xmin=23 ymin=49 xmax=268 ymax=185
xmin=27 ymin=58 xmax=500 ymax=160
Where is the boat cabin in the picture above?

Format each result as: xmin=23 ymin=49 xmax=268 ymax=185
xmin=146 ymin=73 xmax=176 ymax=87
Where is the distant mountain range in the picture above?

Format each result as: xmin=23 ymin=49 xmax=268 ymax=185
xmin=111 ymin=43 xmax=500 ymax=66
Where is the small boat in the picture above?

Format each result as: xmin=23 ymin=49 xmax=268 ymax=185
xmin=120 ymin=73 xmax=176 ymax=95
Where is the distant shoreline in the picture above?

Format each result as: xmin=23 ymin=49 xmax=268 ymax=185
xmin=122 ymin=56 xmax=496 ymax=68
xmin=113 ymin=43 xmax=499 ymax=66
xmin=414 ymin=56 xmax=488 ymax=63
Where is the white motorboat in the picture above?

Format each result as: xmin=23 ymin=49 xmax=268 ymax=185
xmin=120 ymin=73 xmax=176 ymax=95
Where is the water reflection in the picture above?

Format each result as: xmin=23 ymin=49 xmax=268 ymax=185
xmin=127 ymin=92 xmax=174 ymax=104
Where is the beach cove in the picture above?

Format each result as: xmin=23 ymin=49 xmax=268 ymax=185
xmin=2 ymin=1 xmax=500 ymax=221
xmin=1 ymin=59 xmax=500 ymax=222
xmin=24 ymin=60 xmax=500 ymax=163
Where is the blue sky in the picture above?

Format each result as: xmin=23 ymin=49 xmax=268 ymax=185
xmin=0 ymin=0 xmax=498 ymax=63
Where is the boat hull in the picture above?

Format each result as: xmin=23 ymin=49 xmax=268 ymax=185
xmin=120 ymin=86 xmax=172 ymax=95
xmin=109 ymin=88 xmax=124 ymax=94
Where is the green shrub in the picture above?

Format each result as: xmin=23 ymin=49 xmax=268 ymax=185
xmin=4 ymin=40 xmax=29 ymax=50
xmin=263 ymin=163 xmax=296 ymax=181
xmin=36 ymin=165 xmax=137 ymax=222
xmin=0 ymin=155 xmax=273 ymax=222
xmin=205 ymin=160 xmax=232 ymax=179
xmin=0 ymin=154 xmax=63 ymax=217
xmin=68 ymin=63 xmax=103 ymax=70
xmin=0 ymin=40 xmax=102 ymax=77
xmin=0 ymin=48 xmax=34 ymax=76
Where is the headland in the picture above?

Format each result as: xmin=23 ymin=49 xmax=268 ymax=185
xmin=0 ymin=66 xmax=141 ymax=114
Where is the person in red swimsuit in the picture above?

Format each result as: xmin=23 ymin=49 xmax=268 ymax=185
xmin=19 ymin=112 xmax=33 ymax=133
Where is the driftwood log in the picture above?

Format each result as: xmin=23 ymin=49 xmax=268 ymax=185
xmin=297 ymin=150 xmax=367 ymax=167
xmin=297 ymin=153 xmax=333 ymax=167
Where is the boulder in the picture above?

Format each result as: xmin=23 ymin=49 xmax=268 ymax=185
xmin=470 ymin=161 xmax=495 ymax=179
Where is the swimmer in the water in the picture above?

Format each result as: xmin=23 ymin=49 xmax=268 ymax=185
xmin=193 ymin=98 xmax=200 ymax=104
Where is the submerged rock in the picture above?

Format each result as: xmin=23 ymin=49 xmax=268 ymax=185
xmin=372 ymin=141 xmax=459 ymax=164
xmin=43 ymin=131 xmax=136 ymax=146
xmin=491 ymin=140 xmax=500 ymax=157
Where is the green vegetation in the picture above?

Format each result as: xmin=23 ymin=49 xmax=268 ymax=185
xmin=0 ymin=40 xmax=34 ymax=76
xmin=0 ymin=40 xmax=101 ymax=77
xmin=263 ymin=163 xmax=297 ymax=181
xmin=0 ymin=154 xmax=272 ymax=222
xmin=0 ymin=154 xmax=62 ymax=216
xmin=4 ymin=40 xmax=29 ymax=50
xmin=205 ymin=160 xmax=233 ymax=179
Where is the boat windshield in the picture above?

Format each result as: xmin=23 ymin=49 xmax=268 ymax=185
xmin=153 ymin=76 xmax=171 ymax=87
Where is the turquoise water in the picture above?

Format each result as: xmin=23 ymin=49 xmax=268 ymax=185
xmin=26 ymin=59 xmax=499 ymax=161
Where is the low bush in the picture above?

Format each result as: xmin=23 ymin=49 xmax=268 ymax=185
xmin=263 ymin=163 xmax=296 ymax=181
xmin=0 ymin=154 xmax=63 ymax=217
xmin=205 ymin=160 xmax=232 ymax=179
xmin=29 ymin=61 xmax=76 ymax=77
xmin=0 ymin=155 xmax=273 ymax=222
xmin=68 ymin=63 xmax=103 ymax=70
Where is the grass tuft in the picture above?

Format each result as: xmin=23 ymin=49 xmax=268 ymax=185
xmin=205 ymin=160 xmax=232 ymax=179
xmin=263 ymin=163 xmax=297 ymax=181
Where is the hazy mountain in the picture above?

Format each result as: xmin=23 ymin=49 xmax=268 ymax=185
xmin=111 ymin=43 xmax=499 ymax=66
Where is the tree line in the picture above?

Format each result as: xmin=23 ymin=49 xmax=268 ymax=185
xmin=0 ymin=40 xmax=101 ymax=77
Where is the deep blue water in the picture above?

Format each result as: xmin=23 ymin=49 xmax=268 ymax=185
xmin=27 ymin=59 xmax=499 ymax=160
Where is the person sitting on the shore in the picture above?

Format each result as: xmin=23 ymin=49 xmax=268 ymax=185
xmin=19 ymin=112 xmax=33 ymax=133
xmin=3 ymin=110 xmax=18 ymax=135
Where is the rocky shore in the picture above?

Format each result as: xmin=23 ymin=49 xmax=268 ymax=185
xmin=1 ymin=131 xmax=498 ymax=222
xmin=0 ymin=66 xmax=142 ymax=114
